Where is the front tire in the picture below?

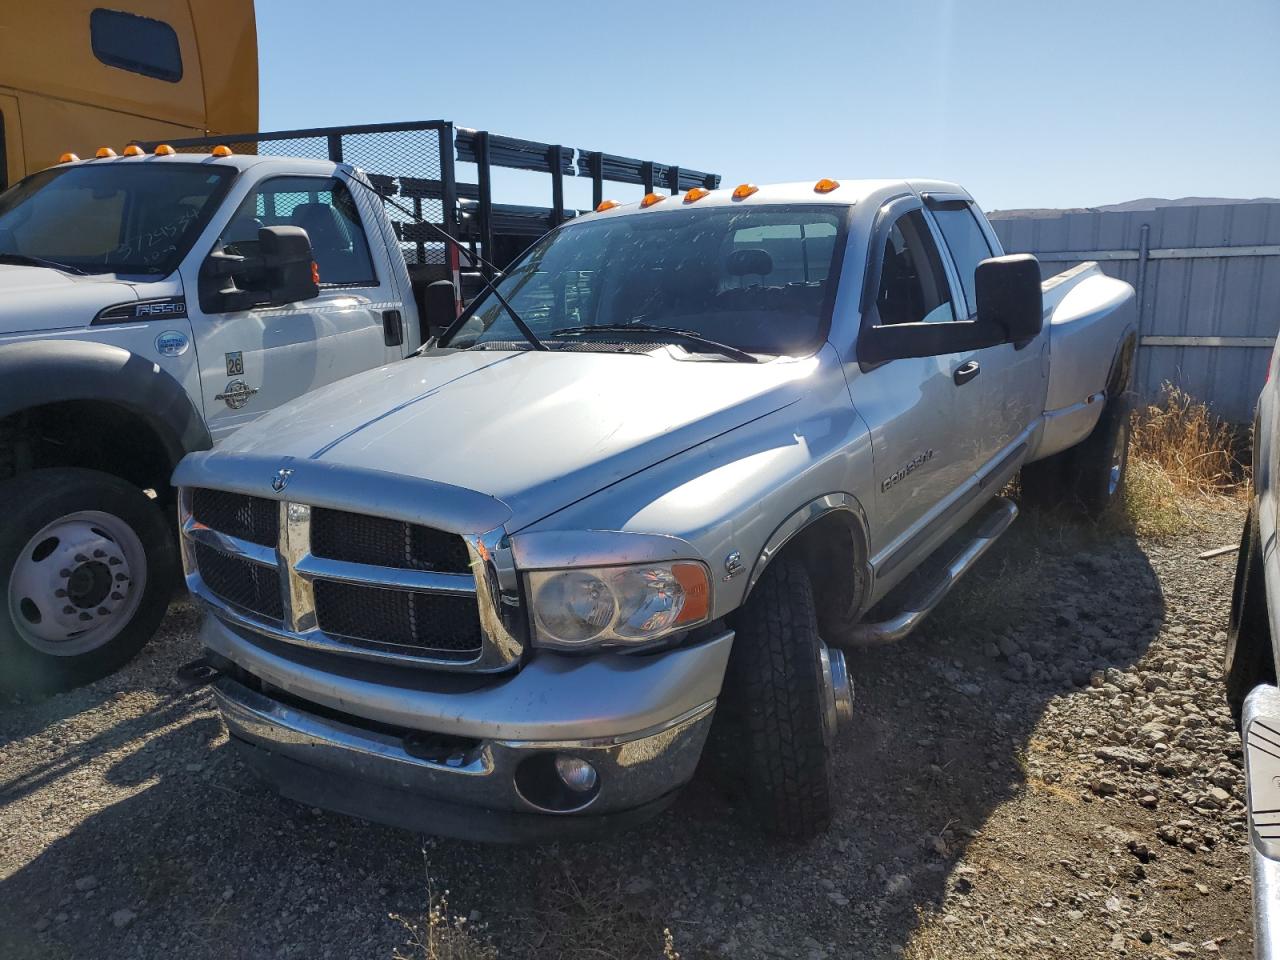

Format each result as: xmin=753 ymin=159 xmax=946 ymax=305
xmin=722 ymin=557 xmax=848 ymax=838
xmin=1226 ymin=505 xmax=1276 ymax=726
xmin=1 ymin=469 xmax=176 ymax=696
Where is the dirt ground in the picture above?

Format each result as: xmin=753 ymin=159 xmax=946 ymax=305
xmin=0 ymin=501 xmax=1255 ymax=959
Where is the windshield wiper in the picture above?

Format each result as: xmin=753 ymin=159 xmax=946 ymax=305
xmin=0 ymin=253 xmax=91 ymax=276
xmin=549 ymin=323 xmax=760 ymax=363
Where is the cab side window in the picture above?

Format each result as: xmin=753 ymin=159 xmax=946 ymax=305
xmin=90 ymin=9 xmax=183 ymax=82
xmin=930 ymin=202 xmax=994 ymax=317
xmin=875 ymin=210 xmax=954 ymax=325
xmin=220 ymin=176 xmax=377 ymax=287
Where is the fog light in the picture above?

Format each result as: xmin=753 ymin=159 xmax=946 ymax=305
xmin=554 ymin=755 xmax=598 ymax=793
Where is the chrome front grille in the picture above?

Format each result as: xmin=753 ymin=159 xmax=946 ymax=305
xmin=180 ymin=489 xmax=522 ymax=672
xmin=312 ymin=580 xmax=482 ymax=659
xmin=310 ymin=507 xmax=471 ymax=573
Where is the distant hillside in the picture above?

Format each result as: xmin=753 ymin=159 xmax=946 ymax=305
xmin=989 ymin=196 xmax=1280 ymax=219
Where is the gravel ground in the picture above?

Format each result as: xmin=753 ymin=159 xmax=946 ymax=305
xmin=0 ymin=501 xmax=1255 ymax=959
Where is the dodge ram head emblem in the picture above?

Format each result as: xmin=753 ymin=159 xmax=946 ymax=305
xmin=271 ymin=468 xmax=293 ymax=492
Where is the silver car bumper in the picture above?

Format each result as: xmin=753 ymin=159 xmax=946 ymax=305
xmin=203 ymin=614 xmax=732 ymax=841
xmin=1243 ymin=684 xmax=1280 ymax=959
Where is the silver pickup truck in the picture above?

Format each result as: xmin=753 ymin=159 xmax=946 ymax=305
xmin=174 ymin=177 xmax=1137 ymax=841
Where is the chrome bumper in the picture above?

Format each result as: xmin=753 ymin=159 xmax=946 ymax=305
xmin=203 ymin=614 xmax=732 ymax=841
xmin=1243 ymin=684 xmax=1280 ymax=959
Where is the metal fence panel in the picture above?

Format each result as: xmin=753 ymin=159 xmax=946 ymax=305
xmin=990 ymin=202 xmax=1280 ymax=422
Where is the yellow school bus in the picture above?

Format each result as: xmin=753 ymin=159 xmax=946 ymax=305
xmin=0 ymin=0 xmax=257 ymax=189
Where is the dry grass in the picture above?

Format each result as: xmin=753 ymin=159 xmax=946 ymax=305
xmin=1129 ymin=383 xmax=1244 ymax=497
xmin=1123 ymin=383 xmax=1247 ymax=537
xmin=391 ymin=852 xmax=496 ymax=960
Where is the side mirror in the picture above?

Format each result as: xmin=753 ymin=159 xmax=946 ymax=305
xmin=975 ymin=254 xmax=1043 ymax=343
xmin=856 ymin=253 xmax=1045 ymax=366
xmin=424 ymin=279 xmax=458 ymax=340
xmin=258 ymin=225 xmax=319 ymax=306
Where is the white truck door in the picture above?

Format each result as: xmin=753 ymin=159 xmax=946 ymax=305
xmin=847 ymin=206 xmax=982 ymax=562
xmin=185 ymin=174 xmax=403 ymax=442
xmin=926 ymin=198 xmax=1046 ymax=471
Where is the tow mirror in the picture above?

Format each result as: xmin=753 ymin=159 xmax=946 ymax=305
xmin=201 ymin=225 xmax=318 ymax=312
xmin=975 ymin=254 xmax=1043 ymax=343
xmin=424 ymin=279 xmax=458 ymax=340
xmin=258 ymin=226 xmax=319 ymax=306
xmin=857 ymin=253 xmax=1044 ymax=366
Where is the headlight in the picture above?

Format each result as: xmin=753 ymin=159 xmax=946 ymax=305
xmin=527 ymin=561 xmax=711 ymax=651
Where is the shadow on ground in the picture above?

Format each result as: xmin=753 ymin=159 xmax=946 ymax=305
xmin=0 ymin=511 xmax=1164 ymax=959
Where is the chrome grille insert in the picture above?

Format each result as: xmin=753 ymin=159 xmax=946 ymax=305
xmin=179 ymin=488 xmax=521 ymax=672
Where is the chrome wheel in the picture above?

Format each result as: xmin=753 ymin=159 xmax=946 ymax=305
xmin=8 ymin=510 xmax=146 ymax=656
xmin=818 ymin=642 xmax=854 ymax=740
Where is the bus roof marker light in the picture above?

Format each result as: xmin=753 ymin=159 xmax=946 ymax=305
xmin=122 ymin=145 xmax=145 ymax=157
xmin=731 ymin=183 xmax=758 ymax=200
xmin=683 ymin=187 xmax=710 ymax=204
xmin=95 ymin=147 xmax=117 ymax=159
xmin=595 ymin=200 xmax=620 ymax=212
xmin=58 ymin=152 xmax=80 ymax=164
xmin=814 ymin=178 xmax=840 ymax=193
xmin=154 ymin=144 xmax=176 ymax=156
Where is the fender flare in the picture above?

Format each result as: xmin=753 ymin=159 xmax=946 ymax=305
xmin=0 ymin=340 xmax=211 ymax=467
xmin=1107 ymin=327 xmax=1139 ymax=397
xmin=744 ymin=492 xmax=874 ymax=611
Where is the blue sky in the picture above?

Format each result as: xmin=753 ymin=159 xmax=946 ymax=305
xmin=258 ymin=0 xmax=1279 ymax=212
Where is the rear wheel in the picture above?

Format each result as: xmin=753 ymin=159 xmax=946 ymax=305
xmin=1 ymin=469 xmax=176 ymax=695
xmin=1226 ymin=505 xmax=1276 ymax=726
xmin=721 ymin=557 xmax=852 ymax=838
xmin=1021 ymin=394 xmax=1131 ymax=517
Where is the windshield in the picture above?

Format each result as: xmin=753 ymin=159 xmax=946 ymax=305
xmin=445 ymin=204 xmax=849 ymax=356
xmin=0 ymin=163 xmax=235 ymax=276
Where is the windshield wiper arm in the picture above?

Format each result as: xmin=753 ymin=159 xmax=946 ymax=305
xmin=549 ymin=323 xmax=760 ymax=363
xmin=0 ymin=253 xmax=91 ymax=276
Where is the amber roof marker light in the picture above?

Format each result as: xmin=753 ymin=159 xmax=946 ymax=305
xmin=211 ymin=145 xmax=234 ymax=157
xmin=58 ymin=152 xmax=80 ymax=164
xmin=731 ymin=183 xmax=759 ymax=200
xmin=639 ymin=192 xmax=666 ymax=208
xmin=94 ymin=147 xmax=117 ymax=159
xmin=154 ymin=144 xmax=176 ymax=156
xmin=122 ymin=145 xmax=145 ymax=157
xmin=683 ymin=187 xmax=710 ymax=204
xmin=595 ymin=199 xmax=620 ymax=212
xmin=814 ymin=178 xmax=840 ymax=194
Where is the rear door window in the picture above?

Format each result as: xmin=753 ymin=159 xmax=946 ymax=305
xmin=874 ymin=210 xmax=955 ymax=325
xmin=90 ymin=9 xmax=183 ymax=82
xmin=930 ymin=202 xmax=995 ymax=317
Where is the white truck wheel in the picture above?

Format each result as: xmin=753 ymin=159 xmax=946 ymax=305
xmin=0 ymin=469 xmax=175 ymax=695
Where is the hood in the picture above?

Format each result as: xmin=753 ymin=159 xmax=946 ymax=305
xmin=218 ymin=347 xmax=826 ymax=528
xmin=0 ymin=265 xmax=145 ymax=335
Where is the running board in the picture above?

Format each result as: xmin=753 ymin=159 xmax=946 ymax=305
xmin=1242 ymin=684 xmax=1280 ymax=960
xmin=848 ymin=497 xmax=1019 ymax=646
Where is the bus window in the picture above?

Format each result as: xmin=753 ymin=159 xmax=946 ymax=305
xmin=90 ymin=9 xmax=183 ymax=83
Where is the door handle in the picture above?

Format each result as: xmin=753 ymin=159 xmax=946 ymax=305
xmin=953 ymin=360 xmax=981 ymax=386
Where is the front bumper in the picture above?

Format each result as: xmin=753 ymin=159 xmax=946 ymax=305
xmin=203 ymin=614 xmax=733 ymax=841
